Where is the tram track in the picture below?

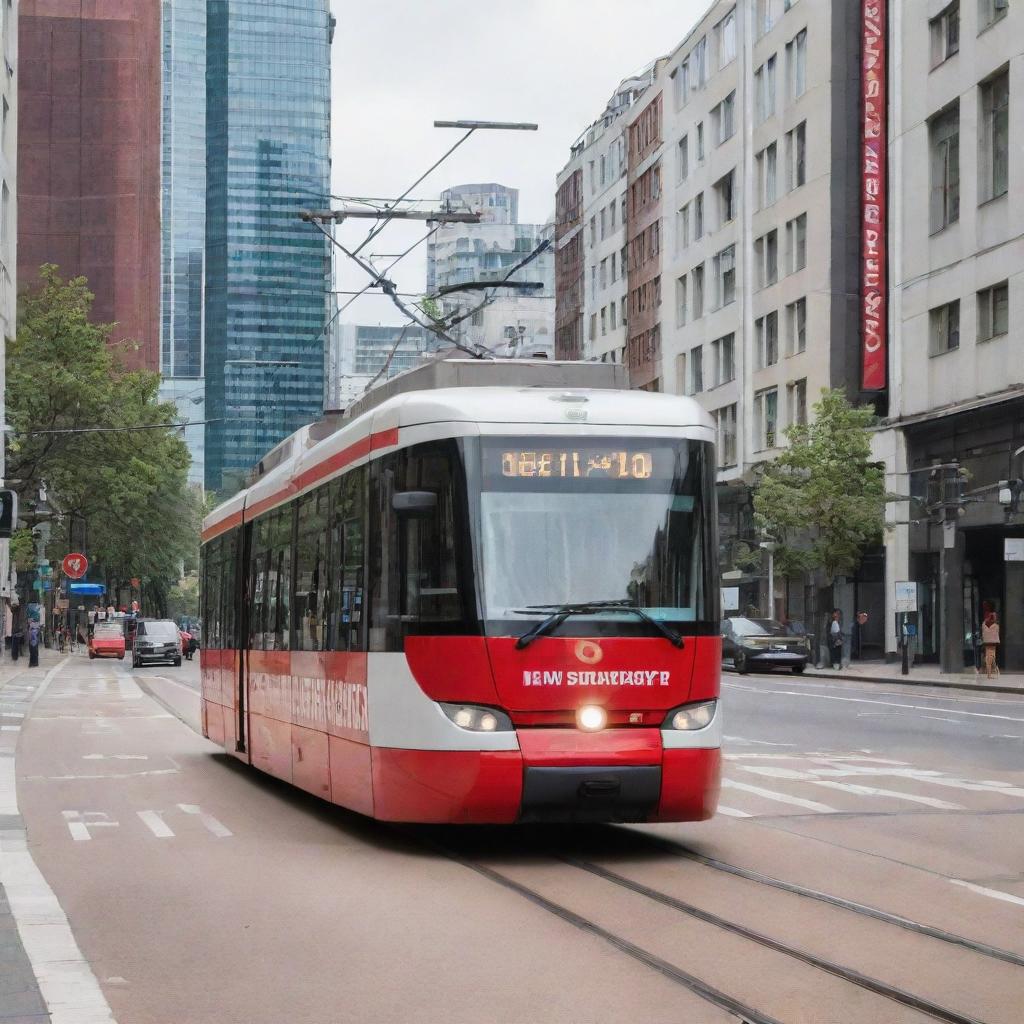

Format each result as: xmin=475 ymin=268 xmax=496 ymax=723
xmin=411 ymin=826 xmax=1006 ymax=1024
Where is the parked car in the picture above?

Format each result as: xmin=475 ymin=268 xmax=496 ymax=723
xmin=88 ymin=621 xmax=126 ymax=660
xmin=722 ymin=617 xmax=809 ymax=674
xmin=132 ymin=618 xmax=182 ymax=668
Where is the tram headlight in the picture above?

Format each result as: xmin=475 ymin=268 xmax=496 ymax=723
xmin=577 ymin=705 xmax=607 ymax=732
xmin=663 ymin=700 xmax=717 ymax=731
xmin=440 ymin=703 xmax=513 ymax=732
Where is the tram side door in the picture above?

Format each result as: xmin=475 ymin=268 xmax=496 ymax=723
xmin=236 ymin=521 xmax=254 ymax=756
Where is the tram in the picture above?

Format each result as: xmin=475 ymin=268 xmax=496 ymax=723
xmin=199 ymin=361 xmax=721 ymax=823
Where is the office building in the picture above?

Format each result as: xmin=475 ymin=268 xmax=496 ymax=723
xmin=878 ymin=0 xmax=1024 ymax=669
xmin=203 ymin=0 xmax=333 ymax=494
xmin=160 ymin=0 xmax=206 ymax=486
xmin=427 ymin=182 xmax=555 ymax=357
xmin=18 ymin=0 xmax=160 ymax=371
xmin=326 ymin=323 xmax=431 ymax=410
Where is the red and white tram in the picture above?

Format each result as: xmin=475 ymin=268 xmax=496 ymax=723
xmin=200 ymin=362 xmax=721 ymax=823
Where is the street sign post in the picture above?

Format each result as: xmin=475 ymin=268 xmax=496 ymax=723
xmin=62 ymin=553 xmax=89 ymax=580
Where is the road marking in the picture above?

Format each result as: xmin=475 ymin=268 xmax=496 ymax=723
xmin=723 ymin=734 xmax=796 ymax=747
xmin=735 ymin=765 xmax=965 ymax=810
xmin=137 ymin=809 xmax=175 ymax=838
xmin=949 ymin=879 xmax=1024 ymax=907
xmin=82 ymin=753 xmax=148 ymax=760
xmin=807 ymin=764 xmax=1024 ymax=798
xmin=716 ymin=805 xmax=752 ymax=818
xmin=721 ymin=778 xmax=838 ymax=813
xmin=32 ymin=769 xmax=179 ymax=781
xmin=178 ymin=803 xmax=232 ymax=837
xmin=62 ymin=810 xmax=121 ymax=841
xmin=725 ymin=685 xmax=1024 ymax=723
xmin=1 ymin=725 xmax=20 ymax=732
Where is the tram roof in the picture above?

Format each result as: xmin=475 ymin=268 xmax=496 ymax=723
xmin=202 ymin=362 xmax=714 ymax=542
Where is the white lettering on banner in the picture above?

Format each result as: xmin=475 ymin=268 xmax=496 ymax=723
xmin=522 ymin=670 xmax=670 ymax=687
xmin=248 ymin=672 xmax=369 ymax=734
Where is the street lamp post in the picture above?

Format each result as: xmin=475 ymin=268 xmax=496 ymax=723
xmin=759 ymin=540 xmax=777 ymax=619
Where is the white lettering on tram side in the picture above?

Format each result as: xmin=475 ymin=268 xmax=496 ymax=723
xmin=522 ymin=670 xmax=670 ymax=687
xmin=248 ymin=672 xmax=369 ymax=734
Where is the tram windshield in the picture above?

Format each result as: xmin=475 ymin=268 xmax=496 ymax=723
xmin=476 ymin=437 xmax=716 ymax=629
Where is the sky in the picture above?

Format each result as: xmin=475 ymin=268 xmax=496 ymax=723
xmin=328 ymin=0 xmax=708 ymax=325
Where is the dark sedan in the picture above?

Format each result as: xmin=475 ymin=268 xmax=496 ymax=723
xmin=131 ymin=618 xmax=182 ymax=668
xmin=722 ymin=617 xmax=809 ymax=674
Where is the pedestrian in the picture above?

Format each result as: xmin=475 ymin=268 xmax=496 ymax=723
xmin=27 ymin=622 xmax=41 ymax=668
xmin=981 ymin=612 xmax=1000 ymax=679
xmin=829 ymin=609 xmax=843 ymax=670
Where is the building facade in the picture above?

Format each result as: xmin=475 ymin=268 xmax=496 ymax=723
xmin=0 ymin=0 xmax=17 ymax=612
xmin=18 ymin=0 xmax=160 ymax=371
xmin=878 ymin=0 xmax=1024 ymax=670
xmin=555 ymin=70 xmax=655 ymax=365
xmin=326 ymin=322 xmax=431 ymax=410
xmin=160 ymin=0 xmax=206 ymax=487
xmin=427 ymin=182 xmax=555 ymax=358
xmin=203 ymin=0 xmax=333 ymax=494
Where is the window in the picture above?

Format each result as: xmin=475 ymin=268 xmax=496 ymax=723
xmin=689 ymin=346 xmax=704 ymax=394
xmin=755 ymin=229 xmax=779 ymax=288
xmin=692 ymin=264 xmax=705 ymax=319
xmin=611 ymin=251 xmax=618 ymax=282
xmin=589 ymin=313 xmax=597 ymax=341
xmin=693 ymin=36 xmax=708 ymax=87
xmin=600 ymin=308 xmax=607 ymax=336
xmin=694 ymin=192 xmax=705 ymax=238
xmin=977 ymin=281 xmax=1009 ymax=341
xmin=755 ymin=388 xmax=779 ymax=449
xmin=610 ymin=300 xmax=617 ymax=327
xmin=610 ymin=200 xmax=617 ymax=230
xmin=786 ymin=29 xmax=807 ymax=99
xmin=621 ymin=196 xmax=627 ymax=224
xmin=979 ymin=0 xmax=1010 ymax=32
xmin=675 ymin=59 xmax=690 ymax=109
xmin=980 ymin=68 xmax=1009 ymax=201
xmin=600 ymin=258 xmax=608 ymax=290
xmin=785 ymin=121 xmax=806 ymax=190
xmin=250 ymin=509 xmax=292 ymax=652
xmin=677 ymin=135 xmax=689 ymax=182
xmin=600 ymin=208 xmax=607 ymax=239
xmin=590 ymin=216 xmax=596 ymax=246
xmin=712 ymin=333 xmax=736 ymax=385
xmin=676 ymin=274 xmax=688 ymax=326
xmin=590 ymin=265 xmax=597 ymax=299
xmin=787 ymin=379 xmax=807 ymax=428
xmin=677 ymin=203 xmax=690 ymax=253
xmin=930 ymin=2 xmax=960 ymax=67
xmin=755 ymin=55 xmax=777 ymax=123
xmin=713 ymin=246 xmax=736 ymax=308
xmin=756 ymin=143 xmax=778 ymax=208
xmin=714 ymin=92 xmax=736 ymax=145
xmin=696 ymin=121 xmax=705 ymax=163
xmin=929 ymin=103 xmax=960 ymax=231
xmin=715 ymin=404 xmax=738 ymax=467
xmin=600 ymin=154 xmax=607 ymax=186
xmin=756 ymin=311 xmax=779 ymax=367
xmin=756 ymin=0 xmax=774 ymax=38
xmin=293 ymin=489 xmax=330 ymax=651
xmin=786 ymin=214 xmax=807 ymax=273
xmin=716 ymin=9 xmax=737 ymax=68
xmin=621 ymin=296 xmax=628 ymax=325
xmin=714 ymin=171 xmax=735 ymax=225
xmin=929 ymin=300 xmax=961 ymax=354
xmin=675 ymin=353 xmax=687 ymax=394
xmin=786 ymin=297 xmax=807 ymax=354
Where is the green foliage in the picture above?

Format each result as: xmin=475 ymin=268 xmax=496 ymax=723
xmin=752 ymin=389 xmax=887 ymax=582
xmin=420 ymin=295 xmax=444 ymax=325
xmin=7 ymin=266 xmax=199 ymax=594
xmin=166 ymin=575 xmax=200 ymax=620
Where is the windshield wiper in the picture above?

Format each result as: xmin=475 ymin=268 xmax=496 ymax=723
xmin=513 ymin=600 xmax=684 ymax=650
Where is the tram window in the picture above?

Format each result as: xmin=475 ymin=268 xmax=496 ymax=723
xmin=398 ymin=450 xmax=461 ymax=624
xmin=249 ymin=549 xmax=268 ymax=650
xmin=203 ymin=538 xmax=222 ymax=650
xmin=265 ymin=509 xmax=292 ymax=651
xmin=222 ymin=530 xmax=238 ymax=649
xmin=293 ymin=488 xmax=329 ymax=650
xmin=329 ymin=469 xmax=365 ymax=652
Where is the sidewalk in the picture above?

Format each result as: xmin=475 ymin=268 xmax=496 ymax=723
xmin=801 ymin=659 xmax=1024 ymax=695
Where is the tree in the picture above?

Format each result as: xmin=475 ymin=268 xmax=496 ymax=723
xmin=752 ymin=389 xmax=887 ymax=585
xmin=6 ymin=266 xmax=199 ymax=612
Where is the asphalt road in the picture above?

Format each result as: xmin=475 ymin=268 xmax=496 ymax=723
xmin=6 ymin=655 xmax=1024 ymax=1023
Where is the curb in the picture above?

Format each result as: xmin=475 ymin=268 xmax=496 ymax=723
xmin=797 ymin=668 xmax=1023 ymax=697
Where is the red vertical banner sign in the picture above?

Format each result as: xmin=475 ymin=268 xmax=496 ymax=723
xmin=861 ymin=0 xmax=887 ymax=391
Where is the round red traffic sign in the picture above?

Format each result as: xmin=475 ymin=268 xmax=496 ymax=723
xmin=62 ymin=553 xmax=89 ymax=579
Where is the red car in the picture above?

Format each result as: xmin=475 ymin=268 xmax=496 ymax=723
xmin=89 ymin=621 xmax=126 ymax=660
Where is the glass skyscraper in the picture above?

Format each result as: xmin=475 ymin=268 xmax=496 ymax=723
xmin=203 ymin=1 xmax=332 ymax=495
xmin=160 ymin=0 xmax=207 ymax=486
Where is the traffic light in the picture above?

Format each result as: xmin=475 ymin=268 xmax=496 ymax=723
xmin=0 ymin=490 xmax=17 ymax=539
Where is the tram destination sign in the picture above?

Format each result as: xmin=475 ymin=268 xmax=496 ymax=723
xmin=500 ymin=448 xmax=655 ymax=480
